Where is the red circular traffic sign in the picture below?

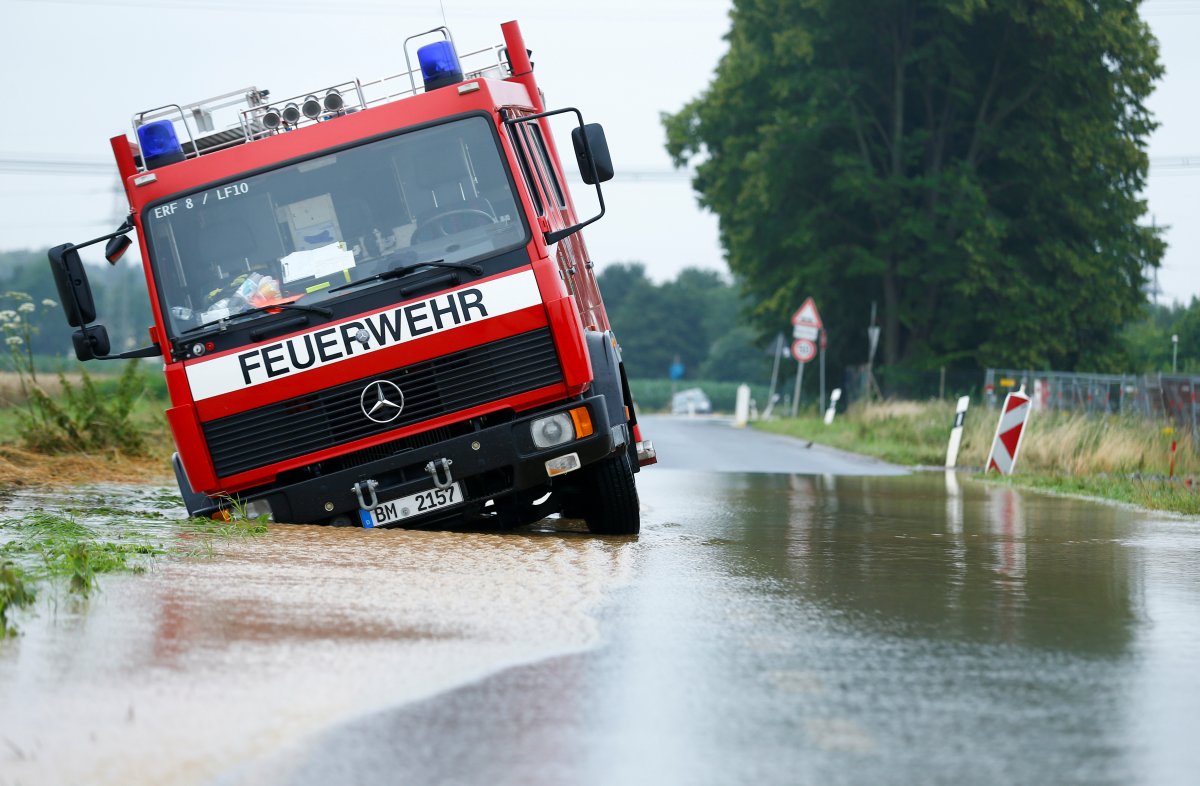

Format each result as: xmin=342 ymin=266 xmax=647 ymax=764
xmin=791 ymin=339 xmax=817 ymax=363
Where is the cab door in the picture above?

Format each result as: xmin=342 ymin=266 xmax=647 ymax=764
xmin=508 ymin=117 xmax=607 ymax=331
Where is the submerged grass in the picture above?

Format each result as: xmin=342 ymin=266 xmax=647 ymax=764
xmin=0 ymin=511 xmax=164 ymax=598
xmin=0 ymin=495 xmax=270 ymax=637
xmin=1 ymin=562 xmax=35 ymax=637
xmin=756 ymin=401 xmax=1200 ymax=515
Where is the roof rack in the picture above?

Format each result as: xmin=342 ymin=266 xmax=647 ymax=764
xmin=129 ymin=29 xmax=511 ymax=173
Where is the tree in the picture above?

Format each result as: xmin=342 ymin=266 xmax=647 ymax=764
xmin=664 ymin=0 xmax=1164 ymax=371
xmin=598 ymin=263 xmax=771 ymax=382
xmin=1121 ymin=299 xmax=1200 ymax=373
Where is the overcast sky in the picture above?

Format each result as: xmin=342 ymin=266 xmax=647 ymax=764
xmin=1 ymin=0 xmax=1197 ymax=303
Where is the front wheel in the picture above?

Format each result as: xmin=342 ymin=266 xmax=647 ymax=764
xmin=572 ymin=451 xmax=640 ymax=535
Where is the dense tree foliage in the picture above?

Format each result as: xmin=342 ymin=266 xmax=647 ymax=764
xmin=664 ymin=0 xmax=1164 ymax=372
xmin=599 ymin=263 xmax=773 ymax=382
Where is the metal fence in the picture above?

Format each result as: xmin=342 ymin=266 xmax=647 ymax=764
xmin=984 ymin=369 xmax=1200 ymax=432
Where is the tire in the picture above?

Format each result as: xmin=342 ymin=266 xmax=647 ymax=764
xmin=575 ymin=451 xmax=640 ymax=535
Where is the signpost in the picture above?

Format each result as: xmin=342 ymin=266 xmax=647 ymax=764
xmin=987 ymin=386 xmax=1031 ymax=475
xmin=790 ymin=297 xmax=823 ymax=417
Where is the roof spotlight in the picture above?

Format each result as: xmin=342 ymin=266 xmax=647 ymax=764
xmin=262 ymin=107 xmax=282 ymax=130
xmin=323 ymin=89 xmax=344 ymax=113
xmin=301 ymin=95 xmax=322 ymax=119
xmin=281 ymin=103 xmax=301 ymax=124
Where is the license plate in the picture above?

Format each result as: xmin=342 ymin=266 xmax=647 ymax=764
xmin=359 ymin=482 xmax=464 ymax=528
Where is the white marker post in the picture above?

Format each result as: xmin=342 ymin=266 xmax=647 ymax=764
xmin=824 ymin=388 xmax=842 ymax=425
xmin=945 ymin=395 xmax=970 ymax=468
xmin=734 ymin=384 xmax=751 ymax=428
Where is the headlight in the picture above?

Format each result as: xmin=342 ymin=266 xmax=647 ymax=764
xmin=531 ymin=413 xmax=573 ymax=449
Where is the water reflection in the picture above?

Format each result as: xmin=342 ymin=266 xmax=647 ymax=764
xmin=726 ymin=472 xmax=1142 ymax=656
xmin=560 ymin=469 xmax=1168 ymax=786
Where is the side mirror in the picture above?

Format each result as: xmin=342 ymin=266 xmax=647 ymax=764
xmin=104 ymin=234 xmax=133 ymax=265
xmin=48 ymin=244 xmax=97 ymax=327
xmin=571 ymin=124 xmax=614 ymax=185
xmin=72 ymin=325 xmax=111 ymax=362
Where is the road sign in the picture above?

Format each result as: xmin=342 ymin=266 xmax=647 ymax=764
xmin=792 ymin=324 xmax=819 ymax=341
xmin=987 ymin=387 xmax=1031 ymax=475
xmin=792 ymin=339 xmax=817 ymax=363
xmin=792 ymin=297 xmax=823 ymax=329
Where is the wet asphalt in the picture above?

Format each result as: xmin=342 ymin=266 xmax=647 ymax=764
xmin=2 ymin=414 xmax=1199 ymax=785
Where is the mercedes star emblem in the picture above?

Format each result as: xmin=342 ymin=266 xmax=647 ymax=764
xmin=360 ymin=379 xmax=405 ymax=423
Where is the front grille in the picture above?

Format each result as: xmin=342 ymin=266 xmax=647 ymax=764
xmin=203 ymin=329 xmax=562 ymax=477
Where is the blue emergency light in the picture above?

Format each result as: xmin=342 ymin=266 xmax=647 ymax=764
xmin=417 ymin=40 xmax=464 ymax=91
xmin=137 ymin=119 xmax=185 ymax=169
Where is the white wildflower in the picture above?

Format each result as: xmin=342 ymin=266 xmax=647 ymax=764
xmin=0 ymin=310 xmax=16 ymax=322
xmin=5 ymin=336 xmax=22 ymax=346
xmin=17 ymin=302 xmax=35 ymax=313
xmin=42 ymin=298 xmax=57 ymax=308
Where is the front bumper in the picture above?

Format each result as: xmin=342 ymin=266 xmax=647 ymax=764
xmin=240 ymin=392 xmax=623 ymax=525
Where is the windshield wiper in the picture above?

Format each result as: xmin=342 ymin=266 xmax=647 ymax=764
xmin=183 ymin=301 xmax=333 ymax=336
xmin=328 ymin=259 xmax=483 ymax=294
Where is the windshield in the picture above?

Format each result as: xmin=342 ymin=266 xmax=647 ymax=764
xmin=144 ymin=115 xmax=527 ymax=336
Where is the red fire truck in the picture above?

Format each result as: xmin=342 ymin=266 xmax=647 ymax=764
xmin=47 ymin=20 xmax=654 ymax=533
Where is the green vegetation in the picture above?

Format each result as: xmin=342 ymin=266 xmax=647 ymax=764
xmin=0 ymin=501 xmax=270 ymax=637
xmin=19 ymin=360 xmax=149 ymax=455
xmin=0 ymin=563 xmax=35 ymax=638
xmin=0 ymin=510 xmax=163 ymax=606
xmin=756 ymin=402 xmax=1200 ymax=514
xmin=1122 ymin=299 xmax=1200 ymax=373
xmin=1 ymin=288 xmax=164 ymax=457
xmin=665 ymin=0 xmax=1163 ymax=372
xmin=985 ymin=473 xmax=1200 ymax=516
xmin=600 ymin=263 xmax=773 ymax=384
xmin=630 ymin=379 xmax=771 ymax=413
xmin=756 ymin=401 xmax=979 ymax=466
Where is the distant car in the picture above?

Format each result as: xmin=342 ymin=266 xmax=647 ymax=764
xmin=671 ymin=387 xmax=712 ymax=415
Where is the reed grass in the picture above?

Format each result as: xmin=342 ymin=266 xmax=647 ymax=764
xmin=755 ymin=401 xmax=1199 ymax=513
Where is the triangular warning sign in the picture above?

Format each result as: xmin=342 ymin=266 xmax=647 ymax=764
xmin=791 ymin=297 xmax=823 ymax=328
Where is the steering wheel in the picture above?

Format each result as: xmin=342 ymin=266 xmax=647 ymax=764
xmin=412 ymin=209 xmax=496 ymax=244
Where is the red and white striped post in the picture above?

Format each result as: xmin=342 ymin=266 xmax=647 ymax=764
xmin=987 ymin=386 xmax=1031 ymax=475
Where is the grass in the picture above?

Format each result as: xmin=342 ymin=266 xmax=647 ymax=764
xmin=0 ymin=502 xmax=270 ymax=638
xmin=755 ymin=401 xmax=1200 ymax=514
xmin=0 ymin=511 xmax=164 ymax=598
xmin=0 ymin=562 xmax=35 ymax=637
xmin=984 ymin=473 xmax=1200 ymax=515
xmin=755 ymin=400 xmax=978 ymax=466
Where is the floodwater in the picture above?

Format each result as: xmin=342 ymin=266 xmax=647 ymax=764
xmin=2 ymin=438 xmax=1199 ymax=784
xmin=0 ymin=486 xmax=633 ymax=786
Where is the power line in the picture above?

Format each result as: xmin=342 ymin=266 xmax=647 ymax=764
xmin=9 ymin=153 xmax=1200 ymax=179
xmin=0 ymin=158 xmax=115 ymax=176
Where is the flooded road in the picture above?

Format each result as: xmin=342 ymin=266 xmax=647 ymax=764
xmin=2 ymin=416 xmax=1199 ymax=785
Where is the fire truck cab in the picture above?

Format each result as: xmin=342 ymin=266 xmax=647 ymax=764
xmin=47 ymin=20 xmax=654 ymax=534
